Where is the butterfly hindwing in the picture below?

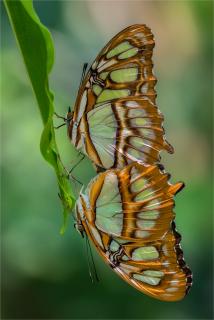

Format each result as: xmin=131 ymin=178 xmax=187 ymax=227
xmin=75 ymin=162 xmax=192 ymax=301
xmin=68 ymin=24 xmax=174 ymax=169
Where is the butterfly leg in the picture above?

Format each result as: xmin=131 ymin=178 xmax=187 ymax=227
xmin=68 ymin=174 xmax=83 ymax=187
xmin=54 ymin=123 xmax=66 ymax=129
xmin=53 ymin=112 xmax=67 ymax=129
xmin=89 ymin=69 xmax=105 ymax=88
xmin=54 ymin=112 xmax=66 ymax=120
xmin=56 ymin=152 xmax=83 ymax=187
xmin=68 ymin=153 xmax=85 ymax=175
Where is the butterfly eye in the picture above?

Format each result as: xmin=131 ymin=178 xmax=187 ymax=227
xmin=66 ymin=109 xmax=74 ymax=127
xmin=74 ymin=222 xmax=84 ymax=238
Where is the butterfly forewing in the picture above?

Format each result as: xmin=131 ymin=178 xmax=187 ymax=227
xmin=75 ymin=162 xmax=192 ymax=301
xmin=68 ymin=24 xmax=174 ymax=169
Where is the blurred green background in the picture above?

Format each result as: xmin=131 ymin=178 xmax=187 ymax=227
xmin=1 ymin=1 xmax=213 ymax=319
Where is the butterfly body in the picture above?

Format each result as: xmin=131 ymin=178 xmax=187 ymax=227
xmin=75 ymin=162 xmax=192 ymax=301
xmin=67 ymin=24 xmax=174 ymax=169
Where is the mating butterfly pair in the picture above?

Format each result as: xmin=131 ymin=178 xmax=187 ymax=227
xmin=65 ymin=24 xmax=192 ymax=301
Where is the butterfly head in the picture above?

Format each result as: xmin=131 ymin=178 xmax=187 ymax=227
xmin=74 ymin=221 xmax=85 ymax=238
xmin=66 ymin=106 xmax=74 ymax=128
xmin=67 ymin=106 xmax=84 ymax=151
xmin=74 ymin=195 xmax=87 ymax=237
xmin=66 ymin=107 xmax=77 ymax=141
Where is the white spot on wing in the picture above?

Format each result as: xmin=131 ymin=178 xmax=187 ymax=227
xmin=90 ymin=225 xmax=104 ymax=249
xmin=141 ymin=83 xmax=149 ymax=94
xmin=125 ymin=101 xmax=139 ymax=108
xmin=135 ymin=230 xmax=150 ymax=238
xmin=97 ymin=59 xmax=116 ymax=72
xmin=166 ymin=287 xmax=178 ymax=293
xmin=77 ymin=90 xmax=87 ymax=123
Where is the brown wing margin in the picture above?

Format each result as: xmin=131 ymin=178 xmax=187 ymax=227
xmin=171 ymin=220 xmax=193 ymax=294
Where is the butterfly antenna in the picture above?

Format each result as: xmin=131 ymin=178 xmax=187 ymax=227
xmin=85 ymin=236 xmax=94 ymax=283
xmin=56 ymin=153 xmax=82 ymax=190
xmin=87 ymin=236 xmax=99 ymax=282
xmin=85 ymin=236 xmax=99 ymax=283
xmin=79 ymin=63 xmax=88 ymax=89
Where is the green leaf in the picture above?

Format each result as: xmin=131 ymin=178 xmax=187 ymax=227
xmin=4 ymin=0 xmax=75 ymax=232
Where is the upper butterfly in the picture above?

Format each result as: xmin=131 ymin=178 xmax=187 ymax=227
xmin=67 ymin=24 xmax=174 ymax=170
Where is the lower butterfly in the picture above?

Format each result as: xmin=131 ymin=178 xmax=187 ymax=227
xmin=75 ymin=162 xmax=192 ymax=301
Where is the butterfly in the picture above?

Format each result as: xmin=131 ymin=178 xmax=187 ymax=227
xmin=75 ymin=162 xmax=192 ymax=301
xmin=66 ymin=24 xmax=174 ymax=170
